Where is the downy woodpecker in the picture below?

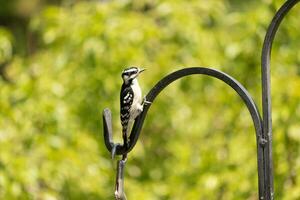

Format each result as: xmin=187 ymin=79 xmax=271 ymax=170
xmin=120 ymin=67 xmax=146 ymax=147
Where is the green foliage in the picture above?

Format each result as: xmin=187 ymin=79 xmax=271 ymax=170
xmin=0 ymin=28 xmax=13 ymax=63
xmin=0 ymin=0 xmax=300 ymax=199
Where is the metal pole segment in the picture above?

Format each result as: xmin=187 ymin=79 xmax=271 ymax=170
xmin=103 ymin=67 xmax=266 ymax=199
xmin=261 ymin=0 xmax=299 ymax=199
xmin=114 ymin=159 xmax=127 ymax=200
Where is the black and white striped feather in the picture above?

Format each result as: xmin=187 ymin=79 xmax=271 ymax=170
xmin=120 ymin=84 xmax=134 ymax=138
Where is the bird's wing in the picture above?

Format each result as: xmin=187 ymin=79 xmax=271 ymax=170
xmin=120 ymin=86 xmax=134 ymax=131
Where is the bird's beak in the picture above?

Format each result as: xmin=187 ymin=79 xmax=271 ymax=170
xmin=139 ymin=68 xmax=146 ymax=74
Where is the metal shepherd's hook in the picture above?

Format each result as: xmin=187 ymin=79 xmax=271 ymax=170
xmin=103 ymin=1 xmax=300 ymax=199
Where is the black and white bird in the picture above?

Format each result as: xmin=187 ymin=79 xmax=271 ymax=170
xmin=120 ymin=67 xmax=146 ymax=147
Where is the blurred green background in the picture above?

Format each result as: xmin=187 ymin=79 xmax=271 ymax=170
xmin=0 ymin=0 xmax=300 ymax=199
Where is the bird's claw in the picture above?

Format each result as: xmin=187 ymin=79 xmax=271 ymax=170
xmin=143 ymin=96 xmax=152 ymax=106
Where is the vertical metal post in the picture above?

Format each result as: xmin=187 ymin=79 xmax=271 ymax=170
xmin=261 ymin=0 xmax=299 ymax=199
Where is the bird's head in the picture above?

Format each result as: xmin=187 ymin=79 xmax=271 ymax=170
xmin=121 ymin=67 xmax=145 ymax=84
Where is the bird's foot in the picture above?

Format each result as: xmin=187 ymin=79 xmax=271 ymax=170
xmin=143 ymin=96 xmax=152 ymax=106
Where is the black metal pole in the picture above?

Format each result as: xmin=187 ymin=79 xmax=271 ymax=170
xmin=261 ymin=1 xmax=299 ymax=199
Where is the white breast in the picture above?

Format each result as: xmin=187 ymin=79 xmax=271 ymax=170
xmin=130 ymin=79 xmax=142 ymax=119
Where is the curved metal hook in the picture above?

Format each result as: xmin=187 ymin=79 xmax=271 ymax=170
xmin=261 ymin=1 xmax=299 ymax=199
xmin=103 ymin=67 xmax=263 ymax=153
xmin=123 ymin=67 xmax=263 ymax=153
xmin=103 ymin=67 xmax=266 ymax=198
